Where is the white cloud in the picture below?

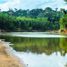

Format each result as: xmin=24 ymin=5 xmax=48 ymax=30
xmin=37 ymin=0 xmax=66 ymax=10
xmin=0 ymin=0 xmax=20 ymax=11
xmin=0 ymin=0 xmax=67 ymax=11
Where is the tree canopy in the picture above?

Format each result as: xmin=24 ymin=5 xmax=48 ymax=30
xmin=0 ymin=7 xmax=67 ymax=32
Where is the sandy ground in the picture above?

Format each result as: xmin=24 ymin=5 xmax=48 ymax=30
xmin=0 ymin=41 xmax=25 ymax=67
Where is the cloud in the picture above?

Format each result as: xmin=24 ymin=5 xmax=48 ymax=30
xmin=0 ymin=0 xmax=20 ymax=11
xmin=37 ymin=0 xmax=66 ymax=10
xmin=0 ymin=0 xmax=67 ymax=11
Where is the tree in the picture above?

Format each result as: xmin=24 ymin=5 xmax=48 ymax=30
xmin=0 ymin=8 xmax=65 ymax=32
xmin=64 ymin=0 xmax=67 ymax=2
xmin=28 ymin=9 xmax=43 ymax=18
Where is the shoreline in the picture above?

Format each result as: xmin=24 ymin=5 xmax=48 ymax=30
xmin=0 ymin=39 xmax=26 ymax=67
xmin=0 ymin=32 xmax=67 ymax=38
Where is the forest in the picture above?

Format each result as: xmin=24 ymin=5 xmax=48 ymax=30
xmin=0 ymin=7 xmax=67 ymax=32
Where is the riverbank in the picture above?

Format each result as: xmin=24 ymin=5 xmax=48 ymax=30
xmin=0 ymin=40 xmax=25 ymax=67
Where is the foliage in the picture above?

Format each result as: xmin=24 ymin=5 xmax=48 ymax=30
xmin=0 ymin=13 xmax=17 ymax=31
xmin=60 ymin=14 xmax=67 ymax=29
xmin=64 ymin=0 xmax=67 ymax=2
xmin=0 ymin=7 xmax=67 ymax=32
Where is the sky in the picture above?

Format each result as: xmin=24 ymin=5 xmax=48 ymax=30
xmin=0 ymin=0 xmax=67 ymax=11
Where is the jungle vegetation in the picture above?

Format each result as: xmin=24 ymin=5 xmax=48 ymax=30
xmin=0 ymin=7 xmax=67 ymax=32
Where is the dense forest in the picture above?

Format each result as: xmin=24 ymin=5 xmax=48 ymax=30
xmin=0 ymin=7 xmax=67 ymax=32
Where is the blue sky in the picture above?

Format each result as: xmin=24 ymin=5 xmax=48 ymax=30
xmin=0 ymin=0 xmax=67 ymax=11
xmin=0 ymin=0 xmax=5 ymax=3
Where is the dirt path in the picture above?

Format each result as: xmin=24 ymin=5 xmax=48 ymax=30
xmin=0 ymin=40 xmax=25 ymax=67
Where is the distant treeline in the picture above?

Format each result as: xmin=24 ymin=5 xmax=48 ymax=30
xmin=0 ymin=7 xmax=67 ymax=32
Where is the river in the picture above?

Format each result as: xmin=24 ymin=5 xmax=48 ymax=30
xmin=0 ymin=32 xmax=67 ymax=67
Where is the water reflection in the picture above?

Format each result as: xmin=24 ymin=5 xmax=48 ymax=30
xmin=16 ymin=52 xmax=67 ymax=67
xmin=0 ymin=35 xmax=67 ymax=67
xmin=0 ymin=35 xmax=67 ymax=56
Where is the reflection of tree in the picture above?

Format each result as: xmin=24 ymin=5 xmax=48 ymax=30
xmin=59 ymin=38 xmax=67 ymax=56
xmin=0 ymin=35 xmax=67 ymax=56
xmin=65 ymin=63 xmax=67 ymax=67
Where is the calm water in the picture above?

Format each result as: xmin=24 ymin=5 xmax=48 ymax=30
xmin=0 ymin=32 xmax=67 ymax=67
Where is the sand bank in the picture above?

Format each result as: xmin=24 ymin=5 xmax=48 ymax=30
xmin=0 ymin=40 xmax=26 ymax=67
